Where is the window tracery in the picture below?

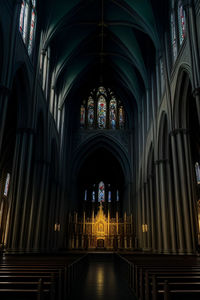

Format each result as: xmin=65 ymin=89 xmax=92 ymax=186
xmin=80 ymin=86 xmax=125 ymax=129
xmin=19 ymin=0 xmax=37 ymax=56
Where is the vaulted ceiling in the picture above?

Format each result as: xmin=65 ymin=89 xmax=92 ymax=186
xmin=39 ymin=0 xmax=168 ymax=109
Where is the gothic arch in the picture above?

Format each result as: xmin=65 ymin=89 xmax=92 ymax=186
xmin=72 ymin=135 xmax=131 ymax=184
xmin=173 ymin=66 xmax=192 ymax=129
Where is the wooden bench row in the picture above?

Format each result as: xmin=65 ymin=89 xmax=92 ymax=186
xmin=115 ymin=253 xmax=200 ymax=300
xmin=0 ymin=253 xmax=88 ymax=300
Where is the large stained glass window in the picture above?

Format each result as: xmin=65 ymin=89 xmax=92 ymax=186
xmin=178 ymin=2 xmax=186 ymax=45
xmin=110 ymin=97 xmax=117 ymax=129
xmin=98 ymin=96 xmax=106 ymax=129
xmin=80 ymin=86 xmax=125 ymax=129
xmin=87 ymin=97 xmax=94 ymax=128
xmin=98 ymin=181 xmax=105 ymax=202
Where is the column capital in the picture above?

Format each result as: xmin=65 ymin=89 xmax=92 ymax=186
xmin=169 ymin=128 xmax=189 ymax=136
xmin=154 ymin=159 xmax=168 ymax=165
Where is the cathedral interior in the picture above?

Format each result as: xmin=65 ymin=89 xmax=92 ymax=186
xmin=1 ymin=0 xmax=200 ymax=299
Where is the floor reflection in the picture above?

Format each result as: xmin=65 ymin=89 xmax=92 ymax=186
xmin=69 ymin=255 xmax=136 ymax=300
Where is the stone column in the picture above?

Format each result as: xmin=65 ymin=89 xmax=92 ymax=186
xmin=148 ymin=175 xmax=156 ymax=251
xmin=0 ymin=86 xmax=10 ymax=154
xmin=157 ymin=160 xmax=170 ymax=253
xmin=170 ymin=131 xmax=185 ymax=252
xmin=7 ymin=129 xmax=34 ymax=251
xmin=154 ymin=161 xmax=162 ymax=252
xmin=33 ymin=160 xmax=50 ymax=250
xmin=145 ymin=180 xmax=151 ymax=250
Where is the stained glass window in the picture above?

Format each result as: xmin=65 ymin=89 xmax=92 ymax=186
xmin=88 ymin=97 xmax=94 ymax=128
xmin=98 ymin=96 xmax=106 ymax=129
xmin=98 ymin=181 xmax=105 ymax=202
xmin=84 ymin=190 xmax=87 ymax=201
xmin=195 ymin=162 xmax=200 ymax=185
xmin=80 ymin=105 xmax=85 ymax=128
xmin=19 ymin=0 xmax=37 ymax=56
xmin=97 ymin=86 xmax=107 ymax=97
xmin=119 ymin=106 xmax=124 ymax=129
xmin=4 ymin=173 xmax=10 ymax=197
xmin=92 ymin=190 xmax=96 ymax=202
xmin=108 ymin=191 xmax=112 ymax=202
xmin=80 ymin=86 xmax=125 ymax=129
xmin=178 ymin=2 xmax=186 ymax=45
xmin=171 ymin=12 xmax=177 ymax=60
xmin=28 ymin=8 xmax=36 ymax=55
xmin=116 ymin=190 xmax=119 ymax=202
xmin=110 ymin=97 xmax=117 ymax=129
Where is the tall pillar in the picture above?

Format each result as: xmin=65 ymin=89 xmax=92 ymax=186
xmin=154 ymin=162 xmax=162 ymax=252
xmin=33 ymin=161 xmax=50 ymax=250
xmin=157 ymin=160 xmax=170 ymax=253
xmin=7 ymin=129 xmax=34 ymax=251
xmin=148 ymin=175 xmax=156 ymax=251
xmin=145 ymin=181 xmax=151 ymax=250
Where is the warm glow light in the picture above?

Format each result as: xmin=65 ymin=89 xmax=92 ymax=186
xmin=142 ymin=224 xmax=148 ymax=232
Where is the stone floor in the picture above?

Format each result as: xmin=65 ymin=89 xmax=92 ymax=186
xmin=69 ymin=254 xmax=137 ymax=300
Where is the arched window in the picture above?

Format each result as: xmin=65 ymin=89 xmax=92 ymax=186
xmin=195 ymin=162 xmax=200 ymax=185
xmin=116 ymin=190 xmax=119 ymax=202
xmin=110 ymin=97 xmax=117 ymax=129
xmin=80 ymin=104 xmax=85 ymax=128
xmin=92 ymin=190 xmax=96 ymax=202
xmin=19 ymin=0 xmax=37 ymax=56
xmin=178 ymin=1 xmax=186 ymax=45
xmin=87 ymin=96 xmax=94 ymax=128
xmin=4 ymin=173 xmax=10 ymax=197
xmin=80 ymin=86 xmax=125 ymax=129
xmin=98 ymin=96 xmax=106 ymax=129
xmin=119 ymin=106 xmax=125 ymax=129
xmin=98 ymin=181 xmax=105 ymax=202
xmin=170 ymin=11 xmax=177 ymax=60
xmin=108 ymin=191 xmax=112 ymax=202
xmin=84 ymin=190 xmax=87 ymax=201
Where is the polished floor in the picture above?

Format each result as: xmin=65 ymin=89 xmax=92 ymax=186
xmin=69 ymin=254 xmax=136 ymax=300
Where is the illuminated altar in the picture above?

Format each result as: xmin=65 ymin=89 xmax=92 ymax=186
xmin=68 ymin=202 xmax=134 ymax=250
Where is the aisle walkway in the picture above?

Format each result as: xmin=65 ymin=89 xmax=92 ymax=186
xmin=69 ymin=254 xmax=136 ymax=300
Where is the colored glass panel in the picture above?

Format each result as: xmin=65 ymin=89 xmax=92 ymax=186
xmin=108 ymin=191 xmax=111 ymax=202
xmin=195 ymin=162 xmax=200 ymax=185
xmin=98 ymin=181 xmax=105 ymax=202
xmin=84 ymin=190 xmax=87 ymax=201
xmin=98 ymin=96 xmax=106 ymax=129
xmin=19 ymin=1 xmax=25 ymax=34
xmin=97 ymin=86 xmax=107 ymax=97
xmin=119 ymin=106 xmax=124 ymax=128
xmin=87 ymin=97 xmax=94 ymax=128
xmin=4 ymin=173 xmax=10 ymax=197
xmin=80 ymin=105 xmax=85 ymax=128
xmin=116 ymin=190 xmax=119 ymax=202
xmin=110 ymin=97 xmax=117 ymax=129
xmin=92 ymin=190 xmax=95 ymax=202
xmin=178 ymin=3 xmax=186 ymax=45
xmin=171 ymin=12 xmax=177 ymax=60
xmin=28 ymin=9 xmax=36 ymax=55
